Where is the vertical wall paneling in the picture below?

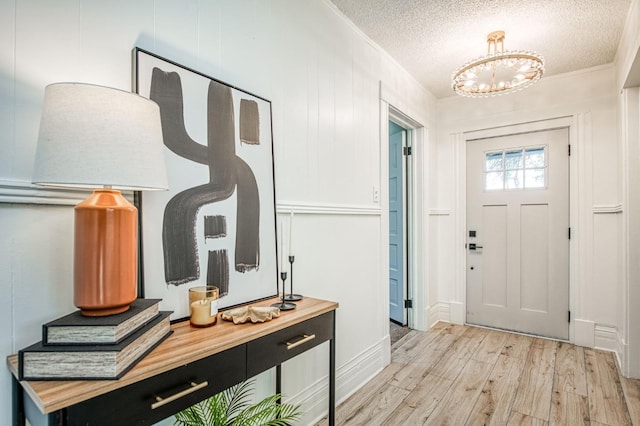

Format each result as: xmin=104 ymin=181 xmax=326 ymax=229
xmin=0 ymin=0 xmax=16 ymax=182
xmin=0 ymin=204 xmax=76 ymax=422
xmin=13 ymin=0 xmax=81 ymax=184
xmin=453 ymin=132 xmax=466 ymax=310
xmin=195 ymin=1 xmax=222 ymax=79
xmin=0 ymin=207 xmax=14 ymax=422
xmin=78 ymin=0 xmax=155 ymax=89
xmin=305 ymin=28 xmax=321 ymax=201
xmin=153 ymin=0 xmax=199 ymax=67
xmin=592 ymin=213 xmax=620 ymax=324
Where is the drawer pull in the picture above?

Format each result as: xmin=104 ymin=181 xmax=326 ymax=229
xmin=151 ymin=380 xmax=208 ymax=410
xmin=286 ymin=334 xmax=316 ymax=350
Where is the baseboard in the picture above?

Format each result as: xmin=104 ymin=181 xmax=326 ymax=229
xmin=600 ymin=329 xmax=640 ymax=380
xmin=425 ymin=301 xmax=465 ymax=326
xmin=449 ymin=302 xmax=465 ymax=324
xmin=594 ymin=324 xmax=618 ymax=352
xmin=575 ymin=320 xmax=625 ymax=375
xmin=574 ymin=319 xmax=595 ymax=348
xmin=300 ymin=336 xmax=387 ymax=425
xmin=426 ymin=302 xmax=450 ymax=327
xmin=617 ymin=332 xmax=629 ymax=377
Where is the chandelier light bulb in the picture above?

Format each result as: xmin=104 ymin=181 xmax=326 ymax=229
xmin=451 ymin=31 xmax=544 ymax=98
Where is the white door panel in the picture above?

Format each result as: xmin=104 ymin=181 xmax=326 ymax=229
xmin=466 ymin=128 xmax=569 ymax=339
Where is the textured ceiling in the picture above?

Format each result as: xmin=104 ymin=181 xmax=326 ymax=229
xmin=330 ymin=0 xmax=631 ymax=99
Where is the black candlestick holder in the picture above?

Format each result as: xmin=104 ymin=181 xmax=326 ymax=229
xmin=285 ymin=255 xmax=303 ymax=301
xmin=272 ymin=271 xmax=296 ymax=310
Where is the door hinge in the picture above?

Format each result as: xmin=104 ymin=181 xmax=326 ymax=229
xmin=568 ymin=227 xmax=571 ymax=239
xmin=568 ymin=311 xmax=571 ymax=322
xmin=403 ymin=146 xmax=412 ymax=156
xmin=404 ymin=299 xmax=413 ymax=309
xmin=568 ymin=144 xmax=571 ymax=156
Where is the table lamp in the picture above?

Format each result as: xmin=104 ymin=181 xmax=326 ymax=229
xmin=32 ymin=83 xmax=168 ymax=316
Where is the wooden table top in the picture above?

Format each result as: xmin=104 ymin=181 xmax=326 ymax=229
xmin=7 ymin=296 xmax=338 ymax=414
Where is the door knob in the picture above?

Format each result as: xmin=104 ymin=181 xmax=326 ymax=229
xmin=469 ymin=243 xmax=483 ymax=251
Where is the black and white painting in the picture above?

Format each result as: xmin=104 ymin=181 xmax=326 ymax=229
xmin=134 ymin=48 xmax=278 ymax=320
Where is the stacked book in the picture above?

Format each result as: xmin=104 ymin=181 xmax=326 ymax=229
xmin=18 ymin=299 xmax=172 ymax=380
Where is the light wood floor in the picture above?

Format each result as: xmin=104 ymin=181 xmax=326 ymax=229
xmin=316 ymin=322 xmax=640 ymax=425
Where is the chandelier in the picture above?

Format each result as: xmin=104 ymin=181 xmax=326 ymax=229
xmin=452 ymin=31 xmax=544 ymax=98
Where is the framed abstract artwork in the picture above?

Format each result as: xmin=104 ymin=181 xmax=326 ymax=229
xmin=133 ymin=48 xmax=278 ymax=321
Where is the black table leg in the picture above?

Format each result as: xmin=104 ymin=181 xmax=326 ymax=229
xmin=12 ymin=375 xmax=24 ymax=426
xmin=329 ymin=311 xmax=336 ymax=426
xmin=276 ymin=364 xmax=282 ymax=406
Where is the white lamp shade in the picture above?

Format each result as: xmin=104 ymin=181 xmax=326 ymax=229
xmin=33 ymin=83 xmax=169 ymax=191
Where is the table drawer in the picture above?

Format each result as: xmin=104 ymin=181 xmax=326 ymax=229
xmin=247 ymin=311 xmax=333 ymax=376
xmin=65 ymin=345 xmax=247 ymax=426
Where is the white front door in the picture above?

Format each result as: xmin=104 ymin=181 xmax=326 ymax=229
xmin=466 ymin=128 xmax=570 ymax=340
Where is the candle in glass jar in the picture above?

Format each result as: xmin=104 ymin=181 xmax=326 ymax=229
xmin=190 ymin=299 xmax=216 ymax=326
xmin=188 ymin=285 xmax=218 ymax=327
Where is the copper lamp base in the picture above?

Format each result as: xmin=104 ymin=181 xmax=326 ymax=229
xmin=74 ymin=189 xmax=138 ymax=317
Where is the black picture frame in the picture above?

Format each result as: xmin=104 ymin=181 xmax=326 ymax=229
xmin=133 ymin=48 xmax=279 ymax=321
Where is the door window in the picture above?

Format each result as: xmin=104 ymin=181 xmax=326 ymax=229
xmin=484 ymin=146 xmax=546 ymax=191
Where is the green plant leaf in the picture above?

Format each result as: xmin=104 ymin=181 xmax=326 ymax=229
xmin=174 ymin=380 xmax=302 ymax=426
xmin=225 ymin=380 xmax=255 ymax=421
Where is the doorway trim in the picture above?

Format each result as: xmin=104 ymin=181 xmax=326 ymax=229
xmin=454 ymin=115 xmax=583 ymax=344
xmin=380 ymin=83 xmax=430 ymax=337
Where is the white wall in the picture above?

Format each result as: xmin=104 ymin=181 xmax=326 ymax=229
xmin=0 ymin=1 xmax=436 ymax=424
xmin=619 ymin=87 xmax=640 ymax=378
xmin=616 ymin=0 xmax=640 ymax=379
xmin=435 ymin=65 xmax=621 ymax=348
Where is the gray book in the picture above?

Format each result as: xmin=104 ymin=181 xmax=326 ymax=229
xmin=19 ymin=311 xmax=172 ymax=380
xmin=43 ymin=299 xmax=161 ymax=345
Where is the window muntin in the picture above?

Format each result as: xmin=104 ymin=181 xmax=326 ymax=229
xmin=484 ymin=146 xmax=546 ymax=191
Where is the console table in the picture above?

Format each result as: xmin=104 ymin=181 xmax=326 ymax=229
xmin=7 ymin=297 xmax=338 ymax=426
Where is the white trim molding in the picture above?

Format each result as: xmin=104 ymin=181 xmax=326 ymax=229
xmin=425 ymin=301 xmax=466 ymax=326
xmin=426 ymin=302 xmax=451 ymax=327
xmin=617 ymin=334 xmax=628 ymax=378
xmin=449 ymin=301 xmax=465 ymax=325
xmin=592 ymin=204 xmax=623 ymax=214
xmin=379 ymin=87 xmax=432 ymax=333
xmin=595 ymin=325 xmax=619 ymax=352
xmin=428 ymin=209 xmax=451 ymax=216
xmin=574 ymin=319 xmax=623 ymax=356
xmin=573 ymin=319 xmax=595 ymax=347
xmin=620 ymin=87 xmax=640 ymax=379
xmin=0 ymin=179 xmax=90 ymax=206
xmin=0 ymin=179 xmax=140 ymax=206
xmin=277 ymin=202 xmax=381 ymax=216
